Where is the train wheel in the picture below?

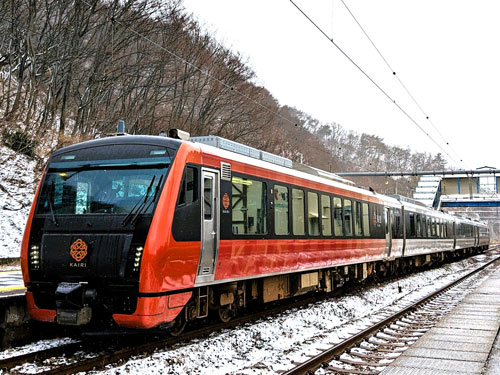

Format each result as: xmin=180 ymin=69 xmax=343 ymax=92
xmin=218 ymin=306 xmax=232 ymax=323
xmin=170 ymin=309 xmax=187 ymax=336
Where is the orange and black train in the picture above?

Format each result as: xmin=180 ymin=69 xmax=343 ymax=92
xmin=21 ymin=132 xmax=489 ymax=331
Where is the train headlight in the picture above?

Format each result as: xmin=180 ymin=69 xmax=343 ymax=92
xmin=29 ymin=244 xmax=40 ymax=270
xmin=132 ymin=246 xmax=144 ymax=273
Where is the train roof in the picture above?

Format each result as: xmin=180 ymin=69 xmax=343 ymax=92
xmin=50 ymin=135 xmax=183 ymax=157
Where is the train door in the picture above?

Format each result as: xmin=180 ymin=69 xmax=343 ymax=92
xmin=196 ymin=169 xmax=220 ymax=284
xmin=384 ymin=207 xmax=392 ymax=257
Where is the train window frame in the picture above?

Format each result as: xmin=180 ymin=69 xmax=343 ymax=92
xmin=292 ymin=188 xmax=306 ymax=236
xmin=353 ymin=201 xmax=363 ymax=236
xmin=343 ymin=199 xmax=353 ymax=237
xmin=333 ymin=196 xmax=343 ymax=237
xmin=231 ymin=175 xmax=267 ymax=235
xmin=362 ymin=202 xmax=370 ymax=237
xmin=321 ymin=194 xmax=332 ymax=237
xmin=416 ymin=214 xmax=421 ymax=238
xmin=177 ymin=166 xmax=198 ymax=207
xmin=274 ymin=184 xmax=289 ymax=236
xmin=307 ymin=191 xmax=320 ymax=236
xmin=409 ymin=212 xmax=416 ymax=238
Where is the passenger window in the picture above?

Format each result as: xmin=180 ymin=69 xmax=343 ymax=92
xmin=274 ymin=185 xmax=289 ymax=235
xmin=231 ymin=177 xmax=267 ymax=235
xmin=292 ymin=189 xmax=305 ymax=235
xmin=307 ymin=192 xmax=320 ymax=236
xmin=353 ymin=201 xmax=362 ymax=236
xmin=409 ymin=213 xmax=416 ymax=237
xmin=178 ymin=167 xmax=197 ymax=206
xmin=344 ymin=199 xmax=352 ymax=236
xmin=321 ymin=195 xmax=332 ymax=236
xmin=362 ymin=203 xmax=370 ymax=236
xmin=416 ymin=214 xmax=421 ymax=237
xmin=333 ymin=197 xmax=343 ymax=236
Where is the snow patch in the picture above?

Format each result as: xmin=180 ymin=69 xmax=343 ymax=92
xmin=0 ymin=146 xmax=37 ymax=258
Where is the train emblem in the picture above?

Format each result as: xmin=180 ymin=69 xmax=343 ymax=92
xmin=70 ymin=239 xmax=88 ymax=262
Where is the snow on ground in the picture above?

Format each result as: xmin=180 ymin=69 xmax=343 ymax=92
xmin=88 ymin=252 xmax=493 ymax=375
xmin=0 ymin=145 xmax=37 ymax=258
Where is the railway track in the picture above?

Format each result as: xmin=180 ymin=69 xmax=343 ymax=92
xmin=282 ymin=249 xmax=500 ymax=375
xmin=1 ymin=248 xmax=497 ymax=375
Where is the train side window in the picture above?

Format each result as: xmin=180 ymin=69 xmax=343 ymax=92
xmin=231 ymin=177 xmax=267 ymax=235
xmin=431 ymin=218 xmax=436 ymax=237
xmin=362 ymin=203 xmax=370 ymax=236
xmin=321 ymin=195 xmax=332 ymax=236
xmin=393 ymin=209 xmax=399 ymax=238
xmin=409 ymin=213 xmax=416 ymax=237
xmin=307 ymin=192 xmax=320 ymax=236
xmin=292 ymin=189 xmax=305 ymax=235
xmin=203 ymin=176 xmax=213 ymax=220
xmin=274 ymin=185 xmax=289 ymax=235
xmin=344 ymin=199 xmax=352 ymax=236
xmin=416 ymin=214 xmax=421 ymax=237
xmin=427 ymin=217 xmax=432 ymax=237
xmin=178 ymin=167 xmax=197 ymax=206
xmin=353 ymin=201 xmax=363 ymax=236
xmin=333 ymin=197 xmax=343 ymax=236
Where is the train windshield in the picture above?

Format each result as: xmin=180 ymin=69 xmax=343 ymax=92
xmin=36 ymin=144 xmax=174 ymax=216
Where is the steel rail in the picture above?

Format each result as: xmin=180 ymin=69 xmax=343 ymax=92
xmin=282 ymin=252 xmax=500 ymax=375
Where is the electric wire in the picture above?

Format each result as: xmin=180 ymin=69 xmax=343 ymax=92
xmin=339 ymin=0 xmax=464 ymax=166
xmin=289 ymin=0 xmax=459 ymax=166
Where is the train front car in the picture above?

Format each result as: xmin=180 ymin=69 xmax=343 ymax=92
xmin=21 ymin=136 xmax=188 ymax=329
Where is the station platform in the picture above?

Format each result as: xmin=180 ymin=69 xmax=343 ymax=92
xmin=380 ymin=266 xmax=500 ymax=375
xmin=0 ymin=270 xmax=25 ymax=298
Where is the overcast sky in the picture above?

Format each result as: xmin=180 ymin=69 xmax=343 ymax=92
xmin=182 ymin=0 xmax=500 ymax=170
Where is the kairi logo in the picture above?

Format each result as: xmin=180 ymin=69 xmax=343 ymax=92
xmin=70 ymin=238 xmax=88 ymax=263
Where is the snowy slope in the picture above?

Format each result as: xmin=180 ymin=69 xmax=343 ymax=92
xmin=0 ymin=146 xmax=37 ymax=258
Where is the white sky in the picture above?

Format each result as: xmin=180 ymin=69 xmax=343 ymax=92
xmin=182 ymin=0 xmax=500 ymax=170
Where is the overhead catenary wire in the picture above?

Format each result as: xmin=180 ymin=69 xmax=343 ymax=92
xmin=289 ymin=0 xmax=460 ymax=166
xmin=339 ymin=0 xmax=465 ymax=166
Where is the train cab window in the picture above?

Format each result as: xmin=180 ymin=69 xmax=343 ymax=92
xmin=231 ymin=177 xmax=267 ymax=235
xmin=274 ymin=185 xmax=289 ymax=235
xmin=321 ymin=195 xmax=332 ymax=236
xmin=344 ymin=199 xmax=353 ymax=236
xmin=362 ymin=203 xmax=370 ymax=236
xmin=307 ymin=192 xmax=320 ymax=236
xmin=353 ymin=201 xmax=363 ymax=236
xmin=178 ymin=167 xmax=197 ymax=206
xmin=333 ymin=197 xmax=343 ymax=236
xmin=292 ymin=189 xmax=305 ymax=235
